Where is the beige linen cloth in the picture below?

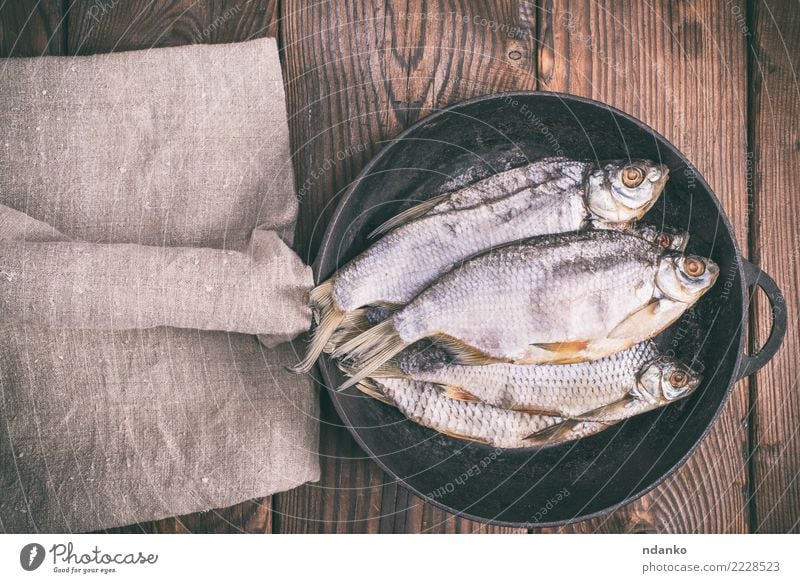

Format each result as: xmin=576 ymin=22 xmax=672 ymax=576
xmin=0 ymin=38 xmax=319 ymax=532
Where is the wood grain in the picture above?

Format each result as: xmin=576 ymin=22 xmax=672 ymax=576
xmin=66 ymin=0 xmax=278 ymax=55
xmin=749 ymin=0 xmax=800 ymax=534
xmin=99 ymin=499 xmax=272 ymax=533
xmin=275 ymin=0 xmax=536 ymax=533
xmin=3 ymin=0 xmax=796 ymax=534
xmin=0 ymin=0 xmax=64 ymax=56
xmin=535 ymin=0 xmax=751 ymax=533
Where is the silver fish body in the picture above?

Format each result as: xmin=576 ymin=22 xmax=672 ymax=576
xmin=336 ymin=230 xmax=717 ymax=389
xmin=362 ymin=377 xmax=606 ymax=449
xmin=294 ymin=158 xmax=669 ymax=374
xmin=334 ymin=158 xmax=591 ymax=311
xmin=322 ymin=224 xmax=691 ymax=353
xmin=394 ymin=342 xmax=660 ymax=416
xmin=394 ymin=230 xmax=661 ymax=360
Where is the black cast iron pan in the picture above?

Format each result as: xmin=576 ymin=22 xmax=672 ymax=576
xmin=310 ymin=92 xmax=786 ymax=527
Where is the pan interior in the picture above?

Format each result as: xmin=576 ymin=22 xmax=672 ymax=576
xmin=316 ymin=93 xmax=744 ymax=526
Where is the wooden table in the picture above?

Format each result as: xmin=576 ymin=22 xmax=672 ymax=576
xmin=2 ymin=0 xmax=797 ymax=533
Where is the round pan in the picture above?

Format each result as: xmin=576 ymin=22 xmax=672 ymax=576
xmin=312 ymin=92 xmax=786 ymax=527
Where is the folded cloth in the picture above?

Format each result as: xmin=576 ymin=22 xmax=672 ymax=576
xmin=0 ymin=228 xmax=310 ymax=342
xmin=0 ymin=38 xmax=298 ymax=249
xmin=0 ymin=38 xmax=319 ymax=533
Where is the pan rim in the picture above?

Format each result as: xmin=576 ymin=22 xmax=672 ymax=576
xmin=314 ymin=90 xmax=748 ymax=529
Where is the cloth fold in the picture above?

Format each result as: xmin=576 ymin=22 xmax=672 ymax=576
xmin=0 ymin=215 xmax=311 ymax=342
xmin=0 ymin=38 xmax=319 ymax=533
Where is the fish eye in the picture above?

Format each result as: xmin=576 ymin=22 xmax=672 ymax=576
xmin=621 ymin=165 xmax=646 ymax=188
xmin=684 ymin=257 xmax=706 ymax=277
xmin=658 ymin=234 xmax=672 ymax=249
xmin=669 ymin=370 xmax=688 ymax=388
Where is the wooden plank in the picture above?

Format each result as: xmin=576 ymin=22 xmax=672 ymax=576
xmin=66 ymin=0 xmax=278 ymax=55
xmin=98 ymin=499 xmax=272 ymax=533
xmin=535 ymin=0 xmax=751 ymax=533
xmin=749 ymin=0 xmax=800 ymax=534
xmin=276 ymin=0 xmax=536 ymax=533
xmin=0 ymin=0 xmax=64 ymax=56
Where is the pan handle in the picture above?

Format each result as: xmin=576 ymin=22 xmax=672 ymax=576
xmin=736 ymin=260 xmax=787 ymax=380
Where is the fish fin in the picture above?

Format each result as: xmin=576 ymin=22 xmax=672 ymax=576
xmin=323 ymin=308 xmax=372 ymax=352
xmin=368 ymin=193 xmax=451 ymax=238
xmin=607 ymin=298 xmax=690 ymax=341
xmin=288 ymin=302 xmax=346 ymax=374
xmin=333 ymin=319 xmax=397 ymax=360
xmin=606 ymin=301 xmax=660 ymax=340
xmin=510 ymin=405 xmax=570 ymax=417
xmin=354 ymin=379 xmax=394 ymax=406
xmin=530 ymin=340 xmax=590 ymax=354
xmin=571 ymin=395 xmax=640 ymax=422
xmin=341 ymin=307 xmax=370 ymax=327
xmin=309 ymin=279 xmax=335 ymax=322
xmin=436 ymin=385 xmax=480 ymax=402
xmin=434 ymin=335 xmax=505 ymax=365
xmin=324 ymin=304 xmax=403 ymax=353
xmin=338 ymin=359 xmax=407 ymax=379
xmin=334 ymin=320 xmax=409 ymax=391
xmin=523 ymin=420 xmax=578 ymax=446
xmin=324 ymin=329 xmax=359 ymax=353
xmin=436 ymin=427 xmax=491 ymax=445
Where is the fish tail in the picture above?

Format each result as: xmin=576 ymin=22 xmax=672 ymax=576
xmin=309 ymin=279 xmax=335 ymax=322
xmin=289 ymin=302 xmax=346 ymax=374
xmin=335 ymin=321 xmax=409 ymax=391
xmin=332 ymin=318 xmax=397 ymax=360
xmin=323 ymin=308 xmax=371 ymax=353
xmin=354 ymin=379 xmax=394 ymax=406
xmin=338 ymin=357 xmax=406 ymax=379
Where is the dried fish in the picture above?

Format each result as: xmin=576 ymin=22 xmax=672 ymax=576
xmin=367 ymin=341 xmax=701 ymax=421
xmin=322 ymin=224 xmax=690 ymax=353
xmin=292 ymin=159 xmax=669 ymax=372
xmin=357 ymin=377 xmax=607 ymax=448
xmin=336 ymin=229 xmax=717 ymax=389
xmin=355 ymin=352 xmax=700 ymax=448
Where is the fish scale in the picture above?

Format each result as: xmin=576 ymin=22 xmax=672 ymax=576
xmin=335 ymin=172 xmax=589 ymax=311
xmin=370 ymin=377 xmax=607 ymax=449
xmin=395 ymin=342 xmax=660 ymax=416
xmin=395 ymin=230 xmax=660 ymax=357
xmin=335 ymin=228 xmax=717 ymax=391
xmin=293 ymin=157 xmax=670 ymax=374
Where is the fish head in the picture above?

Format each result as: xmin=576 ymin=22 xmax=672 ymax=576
xmin=634 ymin=356 xmax=702 ymax=404
xmin=656 ymin=253 xmax=719 ymax=303
xmin=586 ymin=160 xmax=669 ymax=223
xmin=636 ymin=224 xmax=690 ymax=252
